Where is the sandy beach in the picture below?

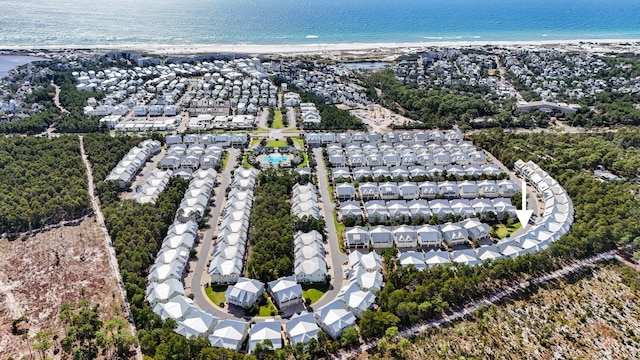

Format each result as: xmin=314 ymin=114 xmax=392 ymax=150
xmin=2 ymin=39 xmax=640 ymax=58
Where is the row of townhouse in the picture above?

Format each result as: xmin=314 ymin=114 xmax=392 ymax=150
xmin=345 ymin=218 xmax=490 ymax=249
xmin=305 ymin=130 xmax=465 ymax=147
xmin=340 ymin=198 xmax=517 ymax=225
xmin=327 ymin=147 xmax=487 ymax=168
xmin=208 ymin=168 xmax=259 ymax=285
xmin=313 ymin=251 xmax=383 ymax=339
xmin=293 ymin=231 xmax=327 ymax=283
xmin=176 ymin=169 xmax=218 ymax=223
xmin=105 ymin=139 xmax=161 ymax=188
xmin=332 ymin=164 xmax=503 ymax=182
xmin=292 ymin=183 xmax=321 ymax=219
xmin=132 ymin=168 xmax=173 ymax=204
xmin=396 ymin=160 xmax=575 ymax=269
xmin=146 ymin=220 xmax=221 ymax=339
xmin=166 ymin=133 xmax=249 ymax=148
xmin=335 ymin=180 xmax=518 ymax=202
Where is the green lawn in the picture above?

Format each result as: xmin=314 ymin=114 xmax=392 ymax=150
xmin=302 ymin=283 xmax=329 ymax=304
xmin=205 ymin=285 xmax=227 ymax=306
xmin=250 ymin=138 xmax=264 ymax=147
xmin=221 ymin=151 xmax=230 ymax=170
xmin=272 ymin=110 xmax=284 ymax=129
xmin=495 ymin=222 xmax=522 ymax=239
xmin=243 ymin=152 xmax=255 ymax=169
xmin=266 ymin=139 xmax=287 ymax=147
xmin=297 ymin=152 xmax=308 ymax=168
xmin=257 ymin=298 xmax=278 ymax=316
xmin=291 ymin=137 xmax=304 ymax=148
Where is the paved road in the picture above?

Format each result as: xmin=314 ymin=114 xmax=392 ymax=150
xmin=338 ymin=250 xmax=618 ymax=359
xmin=125 ymin=148 xmax=166 ymax=200
xmin=312 ymin=147 xmax=348 ymax=309
xmin=482 ymin=149 xmax=544 ymax=238
xmin=188 ymin=148 xmax=240 ymax=320
xmin=79 ymin=135 xmax=143 ymax=360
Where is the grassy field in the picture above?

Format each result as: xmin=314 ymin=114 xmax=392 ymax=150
xmin=242 ymin=152 xmax=254 ymax=169
xmin=250 ymin=138 xmax=264 ymax=147
xmin=495 ymin=222 xmax=522 ymax=239
xmin=302 ymin=283 xmax=329 ymax=304
xmin=362 ymin=264 xmax=640 ymax=360
xmin=220 ymin=151 xmax=230 ymax=170
xmin=272 ymin=110 xmax=284 ymax=129
xmin=291 ymin=137 xmax=305 ymax=148
xmin=205 ymin=285 xmax=227 ymax=306
xmin=298 ymin=152 xmax=308 ymax=168
xmin=266 ymin=139 xmax=287 ymax=147
xmin=257 ymin=297 xmax=278 ymax=316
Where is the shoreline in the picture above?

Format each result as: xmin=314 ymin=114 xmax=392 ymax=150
xmin=2 ymin=38 xmax=640 ymax=57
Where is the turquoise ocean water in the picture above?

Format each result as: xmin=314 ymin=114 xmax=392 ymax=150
xmin=0 ymin=0 xmax=638 ymax=46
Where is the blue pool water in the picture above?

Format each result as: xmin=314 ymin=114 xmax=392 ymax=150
xmin=265 ymin=155 xmax=288 ymax=164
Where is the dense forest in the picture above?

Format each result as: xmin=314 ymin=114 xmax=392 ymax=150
xmin=360 ymin=130 xmax=640 ymax=340
xmin=0 ymin=136 xmax=90 ymax=234
xmin=361 ymin=70 xmax=498 ymax=129
xmin=246 ymin=169 xmax=297 ymax=282
xmin=0 ymin=78 xmax=60 ymax=134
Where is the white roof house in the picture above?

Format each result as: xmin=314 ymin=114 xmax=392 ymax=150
xmin=348 ymin=267 xmax=384 ymax=293
xmin=368 ymin=226 xmax=394 ymax=248
xmin=497 ymin=240 xmax=524 ymax=258
xmin=345 ymin=226 xmax=370 ymax=248
xmin=399 ymin=251 xmax=427 ymax=270
xmin=336 ymin=183 xmax=357 ymax=201
xmin=418 ymin=182 xmax=439 ymax=199
xmin=337 ymin=282 xmax=376 ymax=318
xmin=407 ymin=199 xmax=432 ymax=221
xmin=378 ymin=182 xmax=399 ymax=200
xmin=450 ymin=249 xmax=482 ymax=266
xmin=146 ymin=278 xmax=185 ymax=305
xmin=248 ymin=320 xmax=282 ymax=353
xmin=340 ymin=201 xmax=364 ymax=222
xmin=393 ymin=225 xmax=418 ymax=248
xmin=475 ymin=245 xmax=502 ymax=261
xmin=365 ymin=201 xmax=389 ymax=224
xmin=424 ymin=250 xmax=451 ymax=267
xmin=286 ymin=312 xmax=321 ymax=346
xmin=314 ymin=300 xmax=357 ymax=339
xmin=460 ymin=218 xmax=490 ymax=241
xmin=225 ymin=278 xmax=265 ymax=309
xmin=416 ymin=225 xmax=443 ymax=247
xmin=176 ymin=310 xmax=218 ymax=339
xmin=440 ymin=223 xmax=469 ymax=245
xmin=209 ymin=319 xmax=249 ymax=352
xmin=209 ymin=256 xmax=243 ymax=285
xmin=387 ymin=200 xmax=411 ymax=222
xmin=148 ymin=262 xmax=184 ymax=283
xmin=348 ymin=251 xmax=382 ymax=272
xmin=294 ymin=230 xmax=323 ymax=248
xmin=450 ymin=199 xmax=476 ymax=219
xmin=358 ymin=182 xmax=379 ymax=201
xmin=268 ymin=276 xmax=303 ymax=309
xmin=162 ymin=233 xmax=196 ymax=251
xmin=458 ymin=181 xmax=479 ymax=199
xmin=153 ymin=296 xmax=195 ymax=321
xmin=295 ymin=257 xmax=328 ymax=283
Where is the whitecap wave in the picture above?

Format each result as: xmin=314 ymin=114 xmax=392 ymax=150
xmin=306 ymin=35 xmax=318 ymax=39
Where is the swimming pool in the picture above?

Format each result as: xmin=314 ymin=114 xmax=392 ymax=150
xmin=264 ymin=155 xmax=288 ymax=164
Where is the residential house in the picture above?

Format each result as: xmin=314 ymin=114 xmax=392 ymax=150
xmin=209 ymin=319 xmax=249 ymax=352
xmin=225 ymin=278 xmax=265 ymax=309
xmin=268 ymin=276 xmax=303 ymax=309
xmin=314 ymin=300 xmax=357 ymax=339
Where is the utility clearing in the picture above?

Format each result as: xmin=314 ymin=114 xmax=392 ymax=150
xmin=0 ymin=218 xmax=128 ymax=359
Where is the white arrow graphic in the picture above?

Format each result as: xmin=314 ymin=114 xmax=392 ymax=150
xmin=515 ymin=181 xmax=533 ymax=227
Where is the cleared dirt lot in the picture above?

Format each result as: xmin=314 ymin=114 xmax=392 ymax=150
xmin=0 ymin=217 xmax=128 ymax=359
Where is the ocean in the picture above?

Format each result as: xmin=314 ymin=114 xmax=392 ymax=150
xmin=0 ymin=0 xmax=638 ymax=47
